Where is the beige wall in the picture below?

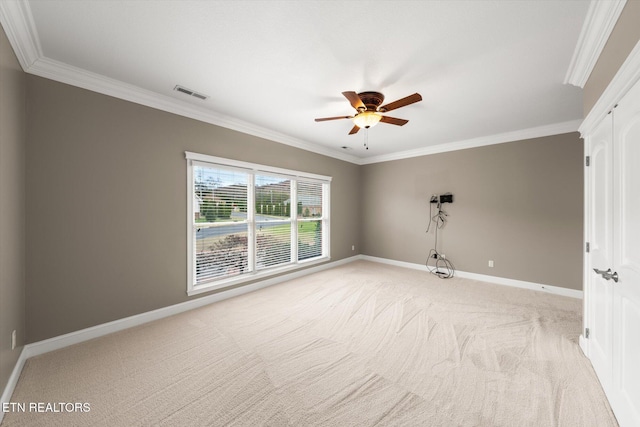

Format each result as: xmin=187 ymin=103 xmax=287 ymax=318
xmin=360 ymin=133 xmax=584 ymax=290
xmin=23 ymin=75 xmax=585 ymax=344
xmin=25 ymin=76 xmax=361 ymax=343
xmin=20 ymin=3 xmax=636 ymax=344
xmin=584 ymin=0 xmax=640 ymax=115
xmin=0 ymin=26 xmax=26 ymax=393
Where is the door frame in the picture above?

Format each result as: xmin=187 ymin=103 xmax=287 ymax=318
xmin=579 ymin=39 xmax=640 ymax=353
xmin=580 ymin=40 xmax=640 ymax=427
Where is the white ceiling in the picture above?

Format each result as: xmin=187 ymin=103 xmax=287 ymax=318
xmin=6 ymin=1 xmax=590 ymax=163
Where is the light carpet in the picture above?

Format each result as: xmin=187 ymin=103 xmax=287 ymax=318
xmin=3 ymin=260 xmax=617 ymax=426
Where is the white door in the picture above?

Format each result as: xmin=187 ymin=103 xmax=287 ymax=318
xmin=587 ymin=113 xmax=614 ymax=394
xmin=609 ymin=77 xmax=640 ymax=427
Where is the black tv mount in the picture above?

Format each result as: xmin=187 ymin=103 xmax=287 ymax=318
xmin=430 ymin=193 xmax=453 ymax=204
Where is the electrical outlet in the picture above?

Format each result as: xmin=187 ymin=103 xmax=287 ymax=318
xmin=11 ymin=330 xmax=16 ymax=350
xmin=351 ymin=245 xmax=355 ymax=251
xmin=488 ymin=260 xmax=494 ymax=268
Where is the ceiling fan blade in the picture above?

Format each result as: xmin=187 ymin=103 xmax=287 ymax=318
xmin=380 ymin=116 xmax=409 ymax=126
xmin=342 ymin=91 xmax=365 ymax=111
xmin=348 ymin=124 xmax=360 ymax=135
xmin=379 ymin=93 xmax=422 ymax=112
xmin=315 ymin=116 xmax=353 ymax=122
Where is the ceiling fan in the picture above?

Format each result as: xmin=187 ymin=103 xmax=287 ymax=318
xmin=315 ymin=91 xmax=422 ymax=135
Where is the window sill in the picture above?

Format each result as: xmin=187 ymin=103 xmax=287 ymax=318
xmin=187 ymin=256 xmax=330 ymax=296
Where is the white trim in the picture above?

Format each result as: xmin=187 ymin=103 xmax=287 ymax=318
xmin=290 ymin=180 xmax=298 ymax=265
xmin=359 ymin=255 xmax=583 ymax=299
xmin=185 ymin=152 xmax=332 ymax=182
xmin=578 ymin=39 xmax=640 ymax=396
xmin=358 ymin=255 xmax=431 ymax=272
xmin=454 ymin=269 xmax=583 ymax=299
xmin=583 ymin=134 xmax=592 ymax=363
xmin=0 ymin=257 xmax=356 ymax=411
xmin=580 ymin=40 xmax=640 ymax=135
xmin=186 ymin=154 xmax=332 ymax=294
xmin=0 ymin=256 xmax=350 ymax=415
xmin=323 ymin=182 xmax=331 ymax=259
xmin=0 ymin=1 xmax=590 ymax=167
xmin=21 ymin=256 xmax=359 ymax=359
xmin=0 ymin=348 xmax=28 ymax=424
xmin=27 ymin=55 xmax=361 ymax=165
xmin=1 ymin=253 xmax=583 ymax=414
xmin=187 ymin=257 xmax=329 ymax=296
xmin=0 ymin=0 xmax=361 ymax=168
xmin=248 ymin=173 xmax=256 ymax=274
xmin=579 ymin=334 xmax=589 ymax=358
xmin=6 ymin=255 xmax=583 ymax=360
xmin=358 ymin=120 xmax=583 ymax=165
xmin=186 ymin=158 xmax=195 ymax=292
xmin=564 ymin=0 xmax=627 ymax=88
xmin=0 ymin=0 xmax=41 ymax=69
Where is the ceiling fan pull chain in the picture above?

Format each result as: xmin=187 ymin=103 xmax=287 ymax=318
xmin=364 ymin=128 xmax=369 ymax=150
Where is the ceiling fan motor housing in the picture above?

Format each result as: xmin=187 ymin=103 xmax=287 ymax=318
xmin=358 ymin=92 xmax=385 ymax=111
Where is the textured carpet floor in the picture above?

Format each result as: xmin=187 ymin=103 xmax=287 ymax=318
xmin=4 ymin=261 xmax=617 ymax=426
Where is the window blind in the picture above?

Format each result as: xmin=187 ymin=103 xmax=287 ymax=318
xmin=255 ymin=175 xmax=292 ymax=269
xmin=187 ymin=153 xmax=331 ymax=293
xmin=297 ymin=181 xmax=324 ymax=261
xmin=193 ymin=166 xmax=249 ymax=283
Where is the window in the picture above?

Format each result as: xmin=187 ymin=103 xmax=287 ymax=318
xmin=186 ymin=152 xmax=331 ymax=295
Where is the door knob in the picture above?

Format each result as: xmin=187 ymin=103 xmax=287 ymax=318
xmin=593 ymin=268 xmax=619 ymax=283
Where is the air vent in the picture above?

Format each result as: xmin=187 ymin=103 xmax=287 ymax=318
xmin=173 ymin=85 xmax=209 ymax=100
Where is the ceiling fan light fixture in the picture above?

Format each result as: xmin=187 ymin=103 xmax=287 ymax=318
xmin=315 ymin=90 xmax=421 ymax=137
xmin=353 ymin=111 xmax=382 ymax=129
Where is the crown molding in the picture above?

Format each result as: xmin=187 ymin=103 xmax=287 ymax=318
xmin=32 ymin=54 xmax=582 ymax=168
xmin=1 ymin=0 xmax=587 ymax=166
xmin=564 ymin=0 xmax=627 ymax=88
xmin=580 ymin=39 xmax=640 ymax=135
xmin=0 ymin=1 xmax=360 ymax=164
xmin=24 ymin=55 xmax=592 ymax=166
xmin=0 ymin=0 xmax=41 ymax=69
xmin=358 ymin=119 xmax=583 ymax=165
xmin=27 ymin=57 xmax=361 ymax=164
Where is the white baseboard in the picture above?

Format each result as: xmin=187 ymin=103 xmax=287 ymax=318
xmin=579 ymin=334 xmax=589 ymax=358
xmin=358 ymin=255 xmax=427 ymax=271
xmin=454 ymin=270 xmax=583 ymax=299
xmin=0 ymin=255 xmax=359 ymax=412
xmin=358 ymin=255 xmax=583 ymax=299
xmin=1 ymin=253 xmax=581 ymax=414
xmin=0 ymin=347 xmax=28 ymax=424
xmin=25 ymin=256 xmax=359 ymax=359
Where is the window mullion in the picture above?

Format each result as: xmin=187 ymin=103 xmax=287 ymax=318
xmin=248 ymin=173 xmax=255 ymax=272
xmin=323 ymin=182 xmax=330 ymax=257
xmin=187 ymin=152 xmax=330 ymax=294
xmin=291 ymin=179 xmax=298 ymax=263
xmin=187 ymin=159 xmax=195 ymax=292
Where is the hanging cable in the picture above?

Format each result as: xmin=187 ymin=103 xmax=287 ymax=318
xmin=425 ymin=197 xmax=455 ymax=279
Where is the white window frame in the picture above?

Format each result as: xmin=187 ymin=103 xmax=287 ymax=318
xmin=186 ymin=152 xmax=331 ymax=296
